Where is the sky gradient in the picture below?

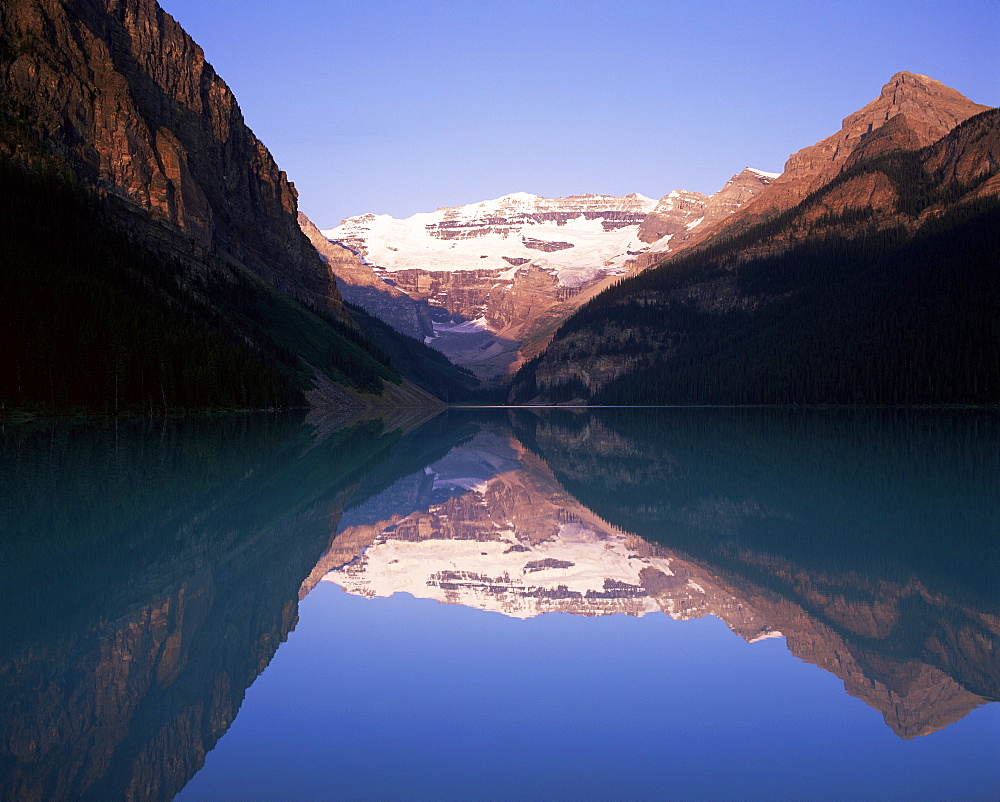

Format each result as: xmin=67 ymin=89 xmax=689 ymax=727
xmin=157 ymin=0 xmax=999 ymax=227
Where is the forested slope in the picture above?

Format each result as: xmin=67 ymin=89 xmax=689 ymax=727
xmin=0 ymin=133 xmax=400 ymax=415
xmin=511 ymin=109 xmax=999 ymax=406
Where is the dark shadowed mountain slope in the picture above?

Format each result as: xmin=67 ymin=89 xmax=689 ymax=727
xmin=0 ymin=0 xmax=415 ymax=413
xmin=0 ymin=153 xmax=406 ymax=413
xmin=345 ymin=302 xmax=499 ymax=403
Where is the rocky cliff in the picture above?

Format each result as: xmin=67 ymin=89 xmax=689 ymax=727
xmin=0 ymin=0 xmax=345 ymax=317
xmin=0 ymin=0 xmax=421 ymax=413
xmin=683 ymin=72 xmax=990 ymax=248
xmin=298 ymin=212 xmax=434 ymax=341
xmin=631 ymin=167 xmax=777 ymax=268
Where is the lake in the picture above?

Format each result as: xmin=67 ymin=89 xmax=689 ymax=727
xmin=1 ymin=408 xmax=997 ymax=800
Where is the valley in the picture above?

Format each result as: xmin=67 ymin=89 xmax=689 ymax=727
xmin=314 ymin=170 xmax=777 ymax=380
xmin=306 ymin=72 xmax=996 ymax=405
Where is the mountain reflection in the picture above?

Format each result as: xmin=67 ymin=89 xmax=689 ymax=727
xmin=1 ymin=409 xmax=997 ymax=801
xmin=321 ymin=408 xmax=1000 ymax=740
xmin=0 ymin=411 xmax=458 ymax=801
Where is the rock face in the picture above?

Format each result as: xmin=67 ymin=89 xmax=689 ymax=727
xmin=298 ymin=213 xmax=434 ymax=340
xmin=629 ymin=167 xmax=777 ymax=270
xmin=318 ymin=183 xmax=768 ymax=378
xmin=637 ymin=169 xmax=778 ymax=244
xmin=0 ymin=0 xmax=344 ymax=317
xmin=919 ymin=106 xmax=1000 ymax=199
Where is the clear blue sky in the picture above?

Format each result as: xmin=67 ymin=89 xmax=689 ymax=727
xmin=157 ymin=0 xmax=998 ymax=227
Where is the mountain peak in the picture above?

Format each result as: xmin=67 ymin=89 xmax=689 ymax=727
xmin=877 ymin=71 xmax=969 ymax=101
xmin=853 ymin=71 xmax=990 ymax=135
xmin=883 ymin=70 xmax=939 ymax=91
xmin=689 ymin=73 xmax=991 ymax=239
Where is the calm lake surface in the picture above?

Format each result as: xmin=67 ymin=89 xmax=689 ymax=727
xmin=2 ymin=408 xmax=998 ymax=800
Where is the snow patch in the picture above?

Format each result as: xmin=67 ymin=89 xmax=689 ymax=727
xmin=748 ymin=630 xmax=785 ymax=643
xmin=434 ymin=316 xmax=490 ymax=335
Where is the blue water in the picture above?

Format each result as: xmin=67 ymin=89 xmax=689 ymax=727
xmin=1 ymin=408 xmax=997 ymax=800
xmin=179 ymin=584 xmax=999 ymax=801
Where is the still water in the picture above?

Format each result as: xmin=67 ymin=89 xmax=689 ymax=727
xmin=1 ymin=408 xmax=997 ymax=800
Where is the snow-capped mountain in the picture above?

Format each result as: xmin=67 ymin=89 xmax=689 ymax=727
xmin=313 ymin=172 xmax=776 ymax=379
xmin=325 ymin=192 xmax=663 ymax=288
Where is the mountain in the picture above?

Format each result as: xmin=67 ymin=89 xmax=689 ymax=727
xmin=699 ymin=72 xmax=991 ymax=243
xmin=345 ymin=302 xmax=489 ymax=403
xmin=1 ymin=0 xmax=347 ymax=313
xmin=0 ymin=0 xmax=429 ymax=414
xmin=510 ymin=75 xmax=998 ymax=405
xmin=317 ymin=176 xmax=774 ymax=380
xmin=633 ymin=167 xmax=778 ymax=265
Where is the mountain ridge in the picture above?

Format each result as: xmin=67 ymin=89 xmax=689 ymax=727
xmin=676 ymin=71 xmax=991 ymax=252
xmin=509 ymin=75 xmax=998 ymax=406
xmin=314 ymin=71 xmax=992 ymax=395
xmin=0 ymin=0 xmax=345 ymax=317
